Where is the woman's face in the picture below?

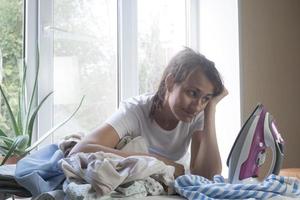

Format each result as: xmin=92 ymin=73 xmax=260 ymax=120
xmin=167 ymin=68 xmax=214 ymax=122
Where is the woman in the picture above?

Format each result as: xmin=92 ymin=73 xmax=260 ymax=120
xmin=70 ymin=47 xmax=228 ymax=179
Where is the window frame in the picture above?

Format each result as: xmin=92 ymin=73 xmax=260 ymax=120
xmin=118 ymin=0 xmax=138 ymax=102
xmin=28 ymin=0 xmax=200 ymax=144
xmin=25 ymin=0 xmax=54 ymax=144
xmin=24 ymin=0 xmax=240 ymax=176
xmin=25 ymin=0 xmax=40 ymax=143
xmin=38 ymin=0 xmax=54 ymax=144
xmin=28 ymin=0 xmax=239 ymax=147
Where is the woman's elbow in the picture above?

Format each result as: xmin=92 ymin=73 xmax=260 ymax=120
xmin=207 ymin=164 xmax=222 ymax=179
xmin=190 ymin=165 xmax=222 ymax=180
xmin=213 ymin=165 xmax=222 ymax=176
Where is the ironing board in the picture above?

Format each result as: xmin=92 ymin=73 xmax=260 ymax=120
xmin=280 ymin=168 xmax=300 ymax=180
xmin=0 ymin=164 xmax=31 ymax=199
xmin=1 ymin=164 xmax=299 ymax=200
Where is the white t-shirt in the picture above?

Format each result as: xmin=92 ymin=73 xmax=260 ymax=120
xmin=105 ymin=93 xmax=204 ymax=161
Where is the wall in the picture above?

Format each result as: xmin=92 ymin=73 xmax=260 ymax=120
xmin=239 ymin=0 xmax=300 ymax=168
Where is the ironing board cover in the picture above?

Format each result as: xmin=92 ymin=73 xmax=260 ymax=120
xmin=0 ymin=164 xmax=31 ymax=197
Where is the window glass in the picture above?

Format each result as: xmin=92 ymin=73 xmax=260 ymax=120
xmin=137 ymin=0 xmax=186 ymax=94
xmin=199 ymin=0 xmax=240 ymax=176
xmin=53 ymin=0 xmax=117 ymax=141
xmin=0 ymin=0 xmax=24 ymax=137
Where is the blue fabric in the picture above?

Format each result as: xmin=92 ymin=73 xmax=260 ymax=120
xmin=15 ymin=144 xmax=65 ymax=197
xmin=174 ymin=174 xmax=300 ymax=200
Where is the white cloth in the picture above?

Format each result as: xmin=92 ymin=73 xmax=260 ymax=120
xmin=120 ymin=136 xmax=149 ymax=154
xmin=61 ymin=151 xmax=175 ymax=197
xmin=121 ymin=136 xmax=191 ymax=175
xmin=105 ymin=93 xmax=204 ymax=161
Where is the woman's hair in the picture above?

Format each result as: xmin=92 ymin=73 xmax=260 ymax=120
xmin=149 ymin=47 xmax=224 ymax=119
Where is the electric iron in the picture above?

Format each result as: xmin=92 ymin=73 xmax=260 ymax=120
xmin=227 ymin=104 xmax=284 ymax=184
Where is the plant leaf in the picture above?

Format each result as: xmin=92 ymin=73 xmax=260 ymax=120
xmin=17 ymin=90 xmax=23 ymax=134
xmin=0 ymin=136 xmax=14 ymax=145
xmin=21 ymin=58 xmax=28 ymax=114
xmin=0 ymin=145 xmax=23 ymax=155
xmin=24 ymin=48 xmax=39 ymax=137
xmin=0 ymin=85 xmax=20 ymax=136
xmin=0 ymin=129 xmax=7 ymax=137
xmin=0 ymin=135 xmax=27 ymax=165
xmin=0 ymin=129 xmax=13 ymax=147
xmin=0 ymin=147 xmax=8 ymax=156
xmin=16 ymin=135 xmax=29 ymax=151
xmin=0 ymin=145 xmax=10 ymax=150
xmin=25 ymin=96 xmax=85 ymax=153
xmin=19 ymin=59 xmax=28 ymax=134
xmin=27 ymin=91 xmax=53 ymax=145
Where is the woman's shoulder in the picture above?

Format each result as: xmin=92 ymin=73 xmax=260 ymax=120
xmin=122 ymin=93 xmax=154 ymax=106
xmin=120 ymin=93 xmax=154 ymax=112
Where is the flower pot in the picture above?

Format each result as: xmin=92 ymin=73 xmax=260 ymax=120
xmin=0 ymin=155 xmax=23 ymax=165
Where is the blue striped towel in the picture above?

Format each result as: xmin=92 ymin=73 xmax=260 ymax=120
xmin=174 ymin=174 xmax=300 ymax=200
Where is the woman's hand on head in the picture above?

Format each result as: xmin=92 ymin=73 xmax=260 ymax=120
xmin=209 ymin=87 xmax=228 ymax=106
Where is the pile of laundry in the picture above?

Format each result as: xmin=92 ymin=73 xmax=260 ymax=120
xmin=0 ymin=136 xmax=175 ymax=200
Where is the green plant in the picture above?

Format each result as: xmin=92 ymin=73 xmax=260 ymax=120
xmin=0 ymin=52 xmax=84 ymax=165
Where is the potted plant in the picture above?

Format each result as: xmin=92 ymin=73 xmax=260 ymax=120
xmin=0 ymin=52 xmax=84 ymax=165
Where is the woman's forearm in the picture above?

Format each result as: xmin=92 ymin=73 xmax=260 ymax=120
xmin=191 ymin=104 xmax=222 ymax=178
xmin=203 ymin=104 xmax=222 ymax=173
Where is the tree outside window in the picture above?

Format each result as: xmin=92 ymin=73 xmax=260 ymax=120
xmin=0 ymin=0 xmax=23 ymax=137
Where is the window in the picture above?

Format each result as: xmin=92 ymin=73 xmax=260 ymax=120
xmin=31 ymin=0 xmax=239 ymax=176
xmin=0 ymin=0 xmax=24 ymax=137
xmin=137 ymin=0 xmax=186 ymax=94
xmin=198 ymin=0 xmax=240 ymax=177
xmin=52 ymin=0 xmax=118 ymax=141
